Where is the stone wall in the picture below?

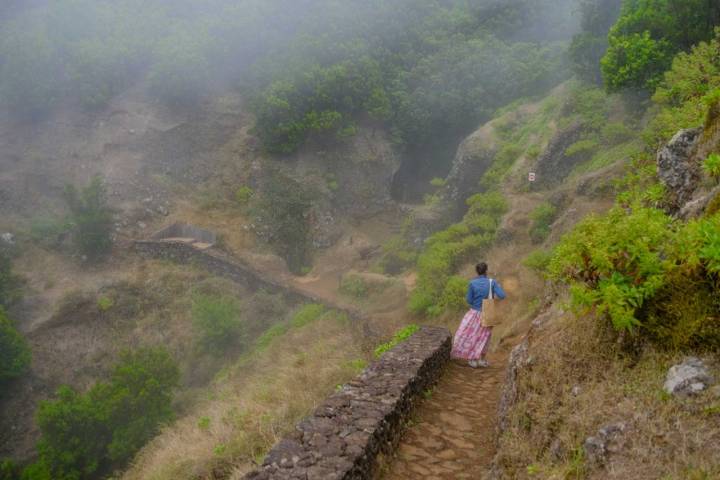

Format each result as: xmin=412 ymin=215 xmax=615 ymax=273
xmin=244 ymin=326 xmax=452 ymax=480
xmin=151 ymin=222 xmax=217 ymax=244
xmin=133 ymin=240 xmax=366 ymax=324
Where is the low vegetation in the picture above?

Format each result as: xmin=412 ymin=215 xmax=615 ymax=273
xmin=374 ymin=324 xmax=421 ymax=358
xmin=121 ymin=308 xmax=365 ymax=480
xmin=22 ymin=348 xmax=179 ymax=480
xmin=529 ymin=202 xmax=558 ymax=244
xmin=191 ymin=294 xmax=244 ymax=353
xmin=547 ymin=29 xmax=720 ymax=352
xmin=0 ymin=249 xmax=22 ymax=309
xmin=409 ymin=191 xmax=507 ymax=317
xmin=0 ymin=307 xmax=31 ymax=383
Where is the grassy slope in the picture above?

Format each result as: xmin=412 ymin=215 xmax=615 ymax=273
xmin=121 ymin=310 xmax=368 ymax=480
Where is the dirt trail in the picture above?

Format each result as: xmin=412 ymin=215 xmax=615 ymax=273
xmin=383 ymin=350 xmax=507 ymax=479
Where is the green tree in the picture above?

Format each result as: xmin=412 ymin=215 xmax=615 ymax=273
xmin=601 ymin=0 xmax=720 ymax=91
xmin=0 ymin=307 xmax=31 ymax=383
xmin=255 ymin=172 xmax=316 ymax=274
xmin=32 ymin=347 xmax=179 ymax=479
xmin=63 ymin=176 xmax=114 ymax=260
xmin=569 ymin=0 xmax=623 ymax=84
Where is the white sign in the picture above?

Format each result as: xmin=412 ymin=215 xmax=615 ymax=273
xmin=528 ymin=172 xmax=536 ymax=182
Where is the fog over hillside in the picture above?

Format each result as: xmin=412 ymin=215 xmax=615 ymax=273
xmin=2 ymin=1 xmax=719 ymax=480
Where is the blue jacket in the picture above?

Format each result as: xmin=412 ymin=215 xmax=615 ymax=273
xmin=466 ymin=276 xmax=506 ymax=311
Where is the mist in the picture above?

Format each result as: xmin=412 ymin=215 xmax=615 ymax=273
xmin=0 ymin=1 xmax=595 ymax=478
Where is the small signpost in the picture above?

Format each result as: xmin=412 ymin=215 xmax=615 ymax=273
xmin=528 ymin=172 xmax=536 ymax=182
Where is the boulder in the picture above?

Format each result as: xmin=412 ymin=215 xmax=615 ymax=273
xmin=657 ymin=128 xmax=703 ymax=213
xmin=663 ymin=357 xmax=713 ymax=397
xmin=583 ymin=422 xmax=628 ymax=466
xmin=530 ymin=122 xmax=585 ymax=190
xmin=0 ymin=233 xmax=15 ymax=245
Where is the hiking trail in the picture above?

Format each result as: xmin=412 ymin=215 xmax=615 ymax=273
xmin=382 ymin=350 xmax=508 ymax=479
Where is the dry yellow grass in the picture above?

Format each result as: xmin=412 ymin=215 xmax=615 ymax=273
xmin=120 ymin=312 xmax=368 ymax=480
xmin=495 ymin=312 xmax=720 ymax=480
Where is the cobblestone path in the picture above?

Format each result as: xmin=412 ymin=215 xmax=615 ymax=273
xmin=382 ymin=351 xmax=506 ymax=479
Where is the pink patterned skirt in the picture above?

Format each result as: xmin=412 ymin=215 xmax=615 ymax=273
xmin=451 ymin=309 xmax=493 ymax=360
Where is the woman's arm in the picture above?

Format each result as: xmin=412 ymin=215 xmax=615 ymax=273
xmin=466 ymin=283 xmax=474 ymax=306
xmin=493 ymin=281 xmax=507 ymax=300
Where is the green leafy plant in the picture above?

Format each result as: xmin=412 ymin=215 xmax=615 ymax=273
xmin=374 ymin=324 xmax=421 ymax=358
xmin=703 ymin=153 xmax=720 ymax=180
xmin=97 ymin=296 xmax=114 ymax=312
xmin=291 ymin=304 xmax=326 ymax=328
xmin=339 ymin=276 xmax=369 ymax=299
xmin=191 ymin=294 xmax=244 ymax=352
xmin=548 ymin=206 xmax=673 ymax=331
xmin=28 ymin=348 xmax=178 ymax=479
xmin=523 ymin=249 xmax=554 ymax=274
xmin=235 ymin=186 xmax=254 ymax=204
xmin=197 ymin=417 xmax=211 ymax=431
xmin=529 ymin=202 xmax=558 ymax=244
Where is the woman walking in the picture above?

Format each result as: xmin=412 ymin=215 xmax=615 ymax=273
xmin=451 ymin=262 xmax=506 ymax=368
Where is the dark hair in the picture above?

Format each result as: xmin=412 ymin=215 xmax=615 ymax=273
xmin=476 ymin=262 xmax=488 ymax=276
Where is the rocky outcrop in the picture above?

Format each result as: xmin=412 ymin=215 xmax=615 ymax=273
xmin=442 ymin=126 xmax=499 ymax=218
xmin=243 ymin=326 xmax=452 ymax=480
xmin=496 ymin=339 xmax=530 ymax=435
xmin=663 ymin=357 xmax=714 ymax=397
xmin=530 ymin=122 xmax=585 ymax=190
xmin=657 ymin=127 xmax=703 ymax=213
xmin=678 ymin=185 xmax=720 ymax=219
xmin=583 ymin=422 xmax=629 ymax=467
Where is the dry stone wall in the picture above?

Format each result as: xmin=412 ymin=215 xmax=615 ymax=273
xmin=244 ymin=326 xmax=452 ymax=480
xmin=133 ymin=240 xmax=362 ymax=317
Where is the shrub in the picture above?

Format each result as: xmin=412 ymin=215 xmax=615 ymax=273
xmin=191 ymin=294 xmax=244 ymax=352
xmin=642 ymin=271 xmax=720 ymax=351
xmin=374 ymin=324 xmax=420 ymax=358
xmin=548 ymin=206 xmax=674 ymax=331
xmin=564 ymin=138 xmax=599 ymax=158
xmin=63 ymin=176 xmax=113 ymax=260
xmin=0 ymin=307 xmax=31 ymax=382
xmin=28 ymin=215 xmax=71 ymax=249
xmin=29 ymin=348 xmax=178 ymax=479
xmin=601 ymin=122 xmax=634 ymax=144
xmin=235 ymin=186 xmax=254 ymax=204
xmin=703 ymin=153 xmax=720 ymax=180
xmin=438 ymin=275 xmax=469 ymax=312
xmin=379 ymin=236 xmax=418 ymax=275
xmin=523 ymin=249 xmax=554 ymax=274
xmin=97 ymin=296 xmax=114 ymax=312
xmin=339 ymin=276 xmax=369 ymax=299
xmin=0 ymin=250 xmax=22 ymax=308
xmin=529 ymin=202 xmax=558 ymax=244
xmin=0 ymin=460 xmax=20 ymax=480
xmin=291 ymin=304 xmax=326 ymax=328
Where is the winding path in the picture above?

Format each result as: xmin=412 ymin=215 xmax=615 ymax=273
xmin=383 ymin=350 xmax=507 ymax=479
